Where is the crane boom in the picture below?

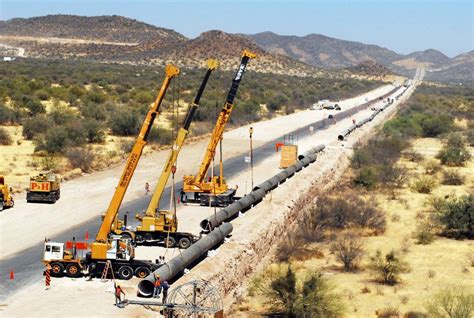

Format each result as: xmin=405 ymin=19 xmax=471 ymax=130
xmin=189 ymin=50 xmax=256 ymax=187
xmin=144 ymin=59 xmax=219 ymax=217
xmin=95 ymin=64 xmax=179 ymax=244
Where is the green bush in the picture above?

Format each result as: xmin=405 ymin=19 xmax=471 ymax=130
xmin=411 ymin=176 xmax=437 ymax=194
xmin=354 ymin=166 xmax=378 ymax=189
xmin=425 ymin=287 xmax=474 ymax=318
xmin=368 ymin=250 xmax=410 ymax=285
xmin=263 ymin=267 xmax=345 ymax=317
xmin=437 ymin=133 xmax=471 ymax=166
xmin=25 ymin=98 xmax=46 ymax=116
xmin=22 ymin=115 xmax=52 ymax=140
xmin=82 ymin=119 xmax=106 ymax=143
xmin=65 ymin=147 xmax=96 ymax=172
xmin=330 ymin=234 xmax=365 ymax=271
xmin=147 ymin=126 xmax=173 ymax=145
xmin=0 ymin=127 xmax=13 ymax=145
xmin=35 ymin=89 xmax=50 ymax=101
xmin=109 ymin=108 xmax=140 ymax=136
xmin=434 ymin=194 xmax=474 ymax=239
xmin=0 ymin=104 xmax=15 ymax=124
xmin=35 ymin=126 xmax=69 ymax=154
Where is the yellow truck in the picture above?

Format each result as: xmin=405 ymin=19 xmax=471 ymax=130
xmin=0 ymin=176 xmax=14 ymax=211
xmin=26 ymin=172 xmax=60 ymax=203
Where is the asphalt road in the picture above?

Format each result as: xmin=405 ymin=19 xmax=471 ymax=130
xmin=0 ymin=86 xmax=399 ymax=301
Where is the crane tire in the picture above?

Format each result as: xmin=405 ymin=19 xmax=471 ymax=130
xmin=134 ymin=267 xmax=150 ymax=278
xmin=50 ymin=262 xmax=64 ymax=277
xmin=178 ymin=237 xmax=192 ymax=249
xmin=118 ymin=266 xmax=133 ymax=280
xmin=66 ymin=263 xmax=81 ymax=278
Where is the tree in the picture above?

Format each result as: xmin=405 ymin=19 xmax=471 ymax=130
xmin=66 ymin=147 xmax=96 ymax=172
xmin=82 ymin=119 xmax=106 ymax=143
xmin=368 ymin=250 xmax=410 ymax=285
xmin=109 ymin=108 xmax=140 ymax=136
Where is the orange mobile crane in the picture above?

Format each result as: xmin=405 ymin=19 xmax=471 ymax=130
xmin=43 ymin=65 xmax=179 ymax=279
xmin=111 ymin=60 xmax=219 ymax=248
xmin=183 ymin=50 xmax=256 ymax=206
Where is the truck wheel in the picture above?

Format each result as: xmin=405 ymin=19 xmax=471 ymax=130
xmin=50 ymin=262 xmax=64 ymax=277
xmin=66 ymin=263 xmax=81 ymax=278
xmin=0 ymin=202 xmax=3 ymax=212
xmin=134 ymin=267 xmax=150 ymax=278
xmin=164 ymin=236 xmax=176 ymax=248
xmin=10 ymin=198 xmax=14 ymax=207
xmin=178 ymin=237 xmax=192 ymax=249
xmin=118 ymin=266 xmax=134 ymax=280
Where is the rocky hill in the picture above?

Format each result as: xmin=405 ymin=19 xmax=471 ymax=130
xmin=0 ymin=14 xmax=185 ymax=43
xmin=346 ymin=60 xmax=393 ymax=77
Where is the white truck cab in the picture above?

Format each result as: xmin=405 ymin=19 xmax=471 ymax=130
xmin=44 ymin=242 xmax=65 ymax=261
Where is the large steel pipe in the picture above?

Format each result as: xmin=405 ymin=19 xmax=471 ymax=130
xmin=298 ymin=144 xmax=325 ymax=160
xmin=137 ymin=222 xmax=233 ymax=296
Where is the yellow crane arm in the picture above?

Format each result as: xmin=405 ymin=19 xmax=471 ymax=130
xmin=95 ymin=64 xmax=180 ymax=242
xmin=193 ymin=50 xmax=256 ymax=185
xmin=144 ymin=60 xmax=219 ymax=217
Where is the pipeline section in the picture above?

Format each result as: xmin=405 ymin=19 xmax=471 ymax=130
xmin=137 ymin=222 xmax=233 ymax=296
xmin=200 ymin=144 xmax=325 ymax=231
xmin=338 ymin=86 xmax=409 ymax=141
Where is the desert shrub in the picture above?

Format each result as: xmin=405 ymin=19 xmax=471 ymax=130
xmin=404 ymin=150 xmax=424 ymax=163
xmin=0 ymin=104 xmax=16 ymax=124
xmin=376 ymin=306 xmax=400 ymax=318
xmin=40 ymin=155 xmax=61 ymax=172
xmin=419 ymin=115 xmax=453 ymax=137
xmin=262 ymin=267 xmax=345 ymax=317
xmin=403 ymin=311 xmax=429 ymax=318
xmin=22 ymin=115 xmax=52 ymax=139
xmin=368 ymin=250 xmax=410 ymax=285
xmin=35 ymin=126 xmax=69 ymax=154
xmin=425 ymin=287 xmax=474 ymax=318
xmin=148 ymin=126 xmax=173 ymax=145
xmin=433 ymin=194 xmax=474 ymax=239
xmin=35 ymin=89 xmax=50 ymax=101
xmin=65 ymin=147 xmax=95 ymax=172
xmin=82 ymin=119 xmax=106 ymax=143
xmin=63 ymin=121 xmax=87 ymax=147
xmin=424 ymin=159 xmax=441 ymax=175
xmin=24 ymin=98 xmax=45 ymax=116
xmin=48 ymin=100 xmax=76 ymax=124
xmin=84 ymin=90 xmax=107 ymax=104
xmin=411 ymin=176 xmax=437 ymax=194
xmin=109 ymin=108 xmax=140 ymax=136
xmin=413 ymin=220 xmax=436 ymax=245
xmin=442 ymin=170 xmax=465 ymax=185
xmin=354 ymin=166 xmax=378 ymax=189
xmin=330 ymin=234 xmax=365 ymax=271
xmin=0 ymin=127 xmax=13 ymax=145
xmin=437 ymin=133 xmax=471 ymax=166
xmin=118 ymin=139 xmax=134 ymax=155
xmin=300 ymin=194 xmax=386 ymax=241
xmin=276 ymin=234 xmax=301 ymax=263
xmin=467 ymin=130 xmax=474 ymax=147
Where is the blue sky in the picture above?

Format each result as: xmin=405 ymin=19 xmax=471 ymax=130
xmin=0 ymin=0 xmax=472 ymax=57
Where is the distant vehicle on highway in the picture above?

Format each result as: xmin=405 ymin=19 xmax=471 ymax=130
xmin=310 ymin=100 xmax=341 ymax=110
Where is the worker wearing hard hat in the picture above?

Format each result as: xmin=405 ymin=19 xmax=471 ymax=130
xmin=153 ymin=274 xmax=162 ymax=298
xmin=115 ymin=283 xmax=126 ymax=306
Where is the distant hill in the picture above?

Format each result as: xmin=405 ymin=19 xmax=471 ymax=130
xmin=0 ymin=15 xmax=470 ymax=82
xmin=0 ymin=14 xmax=186 ymax=43
xmin=248 ymin=31 xmax=403 ymax=68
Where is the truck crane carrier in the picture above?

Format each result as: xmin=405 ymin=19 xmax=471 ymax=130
xmin=183 ymin=50 xmax=256 ymax=207
xmin=42 ymin=65 xmax=180 ymax=280
xmin=111 ymin=60 xmax=219 ymax=249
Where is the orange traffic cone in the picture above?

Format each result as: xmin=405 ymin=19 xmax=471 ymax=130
xmin=85 ymin=230 xmax=89 ymax=241
xmin=10 ymin=271 xmax=14 ymax=280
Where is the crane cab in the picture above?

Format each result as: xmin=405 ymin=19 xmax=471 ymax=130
xmin=44 ymin=242 xmax=65 ymax=261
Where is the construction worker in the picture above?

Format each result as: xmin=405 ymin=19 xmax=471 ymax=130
xmin=162 ymin=280 xmax=170 ymax=303
xmin=115 ymin=283 xmax=126 ymax=306
xmin=145 ymin=182 xmax=150 ymax=195
xmin=153 ymin=274 xmax=162 ymax=298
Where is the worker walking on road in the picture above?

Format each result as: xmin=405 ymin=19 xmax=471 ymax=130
xmin=153 ymin=274 xmax=162 ymax=298
xmin=114 ymin=284 xmax=126 ymax=306
xmin=145 ymin=182 xmax=150 ymax=195
xmin=162 ymin=280 xmax=170 ymax=303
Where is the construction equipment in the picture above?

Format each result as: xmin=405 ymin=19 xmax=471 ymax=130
xmin=0 ymin=176 xmax=14 ymax=211
xmin=26 ymin=172 xmax=60 ymax=203
xmin=183 ymin=50 xmax=256 ymax=207
xmin=112 ymin=59 xmax=219 ymax=249
xmin=42 ymin=65 xmax=180 ymax=279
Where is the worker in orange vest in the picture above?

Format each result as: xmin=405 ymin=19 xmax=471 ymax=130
xmin=114 ymin=283 xmax=126 ymax=306
xmin=153 ymin=274 xmax=162 ymax=298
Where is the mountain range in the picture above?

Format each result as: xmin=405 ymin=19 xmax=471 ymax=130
xmin=0 ymin=15 xmax=472 ymax=83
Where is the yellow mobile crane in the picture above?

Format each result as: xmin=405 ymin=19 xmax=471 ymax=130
xmin=43 ymin=65 xmax=180 ymax=279
xmin=111 ymin=60 xmax=219 ymax=249
xmin=183 ymin=50 xmax=256 ymax=206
